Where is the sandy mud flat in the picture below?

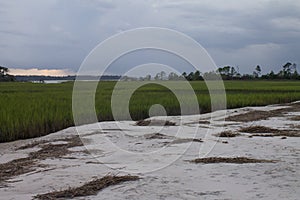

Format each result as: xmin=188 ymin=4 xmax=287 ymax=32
xmin=0 ymin=102 xmax=299 ymax=200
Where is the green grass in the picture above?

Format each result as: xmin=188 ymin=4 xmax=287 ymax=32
xmin=1 ymin=80 xmax=300 ymax=142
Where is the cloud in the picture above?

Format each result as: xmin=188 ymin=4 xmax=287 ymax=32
xmin=271 ymin=17 xmax=300 ymax=31
xmin=9 ymin=68 xmax=74 ymax=76
xmin=0 ymin=0 xmax=299 ymax=75
xmin=208 ymin=43 xmax=292 ymax=73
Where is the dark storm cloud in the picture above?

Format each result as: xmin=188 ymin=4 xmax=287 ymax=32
xmin=159 ymin=0 xmax=300 ymax=73
xmin=0 ymin=0 xmax=299 ymax=75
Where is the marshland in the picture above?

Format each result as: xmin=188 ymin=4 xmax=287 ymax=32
xmin=1 ymin=80 xmax=300 ymax=142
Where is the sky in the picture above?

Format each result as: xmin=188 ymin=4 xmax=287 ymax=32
xmin=0 ymin=0 xmax=299 ymax=76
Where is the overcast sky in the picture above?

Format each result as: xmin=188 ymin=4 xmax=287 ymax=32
xmin=0 ymin=0 xmax=300 ymax=76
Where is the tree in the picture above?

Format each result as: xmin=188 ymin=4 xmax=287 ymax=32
xmin=154 ymin=73 xmax=161 ymax=80
xmin=168 ymin=72 xmax=179 ymax=80
xmin=182 ymin=72 xmax=187 ymax=80
xmin=223 ymin=66 xmax=231 ymax=76
xmin=0 ymin=66 xmax=8 ymax=76
xmin=292 ymin=70 xmax=299 ymax=80
xmin=269 ymin=71 xmax=275 ymax=79
xmin=282 ymin=62 xmax=292 ymax=79
xmin=192 ymin=70 xmax=201 ymax=80
xmin=145 ymin=74 xmax=151 ymax=81
xmin=263 ymin=70 xmax=277 ymax=80
xmin=253 ymin=65 xmax=261 ymax=78
xmin=0 ymin=66 xmax=15 ymax=82
xmin=230 ymin=67 xmax=237 ymax=78
xmin=154 ymin=71 xmax=166 ymax=80
xmin=186 ymin=72 xmax=194 ymax=81
xmin=291 ymin=63 xmax=297 ymax=72
xmin=217 ymin=66 xmax=231 ymax=79
xmin=160 ymin=71 xmax=166 ymax=80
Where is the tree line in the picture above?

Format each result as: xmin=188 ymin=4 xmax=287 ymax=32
xmin=137 ymin=62 xmax=299 ymax=81
xmin=214 ymin=62 xmax=299 ymax=80
xmin=1 ymin=62 xmax=299 ymax=82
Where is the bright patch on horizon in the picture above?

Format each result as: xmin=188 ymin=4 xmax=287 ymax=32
xmin=9 ymin=68 xmax=74 ymax=76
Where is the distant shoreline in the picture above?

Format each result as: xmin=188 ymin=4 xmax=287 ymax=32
xmin=14 ymin=75 xmax=121 ymax=82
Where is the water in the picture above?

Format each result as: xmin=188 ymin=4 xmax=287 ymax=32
xmin=32 ymin=80 xmax=70 ymax=84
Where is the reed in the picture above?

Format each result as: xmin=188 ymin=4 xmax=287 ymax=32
xmin=1 ymin=80 xmax=300 ymax=142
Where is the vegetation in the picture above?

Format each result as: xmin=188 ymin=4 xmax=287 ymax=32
xmin=0 ymin=66 xmax=15 ymax=82
xmin=142 ymin=62 xmax=299 ymax=81
xmin=189 ymin=157 xmax=276 ymax=164
xmin=1 ymin=80 xmax=300 ymax=142
xmin=35 ymin=175 xmax=140 ymax=199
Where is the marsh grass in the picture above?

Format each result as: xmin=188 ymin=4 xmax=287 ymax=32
xmin=240 ymin=126 xmax=300 ymax=137
xmin=136 ymin=119 xmax=176 ymax=126
xmin=189 ymin=157 xmax=276 ymax=164
xmin=0 ymin=135 xmax=85 ymax=185
xmin=217 ymin=131 xmax=240 ymax=137
xmin=290 ymin=116 xmax=300 ymax=121
xmin=239 ymin=126 xmax=278 ymax=133
xmin=35 ymin=175 xmax=140 ymax=200
xmin=2 ymin=81 xmax=300 ymax=142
